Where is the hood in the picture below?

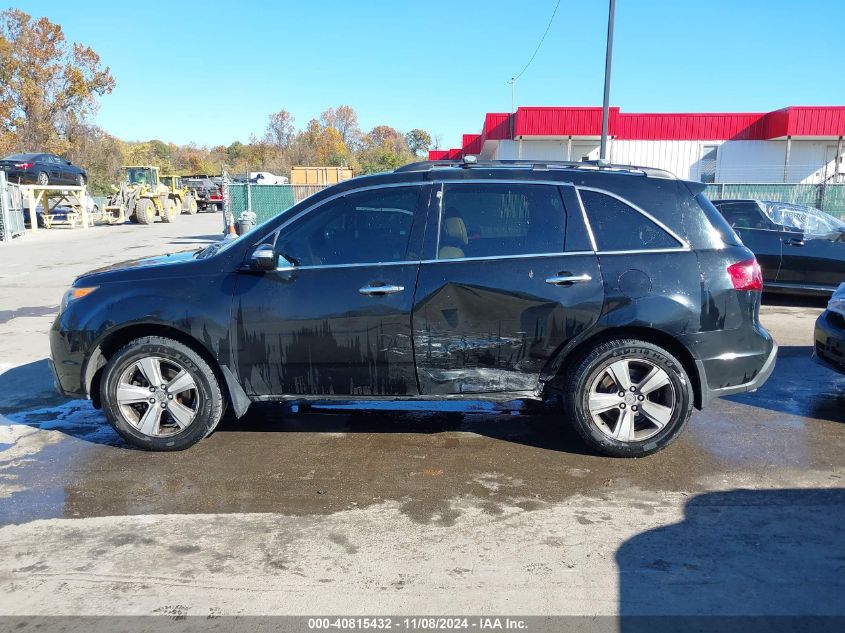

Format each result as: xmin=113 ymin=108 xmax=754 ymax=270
xmin=75 ymin=250 xmax=201 ymax=285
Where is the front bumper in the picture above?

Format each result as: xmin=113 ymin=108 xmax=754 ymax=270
xmin=813 ymin=310 xmax=845 ymax=375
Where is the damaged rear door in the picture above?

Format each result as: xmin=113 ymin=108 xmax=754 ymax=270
xmin=412 ymin=181 xmax=604 ymax=395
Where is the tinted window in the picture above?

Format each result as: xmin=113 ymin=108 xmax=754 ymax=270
xmin=277 ymin=187 xmax=419 ymax=266
xmin=713 ymin=201 xmax=772 ymax=230
xmin=438 ymin=183 xmax=566 ymax=259
xmin=579 ymin=189 xmax=680 ymax=251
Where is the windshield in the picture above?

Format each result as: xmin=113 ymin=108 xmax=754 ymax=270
xmin=761 ymin=201 xmax=845 ymax=236
xmin=126 ymin=168 xmax=155 ymax=186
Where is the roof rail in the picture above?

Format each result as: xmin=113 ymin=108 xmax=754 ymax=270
xmin=394 ymin=158 xmax=676 ymax=179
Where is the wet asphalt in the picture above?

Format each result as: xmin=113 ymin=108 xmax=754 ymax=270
xmin=0 ymin=214 xmax=844 ymax=617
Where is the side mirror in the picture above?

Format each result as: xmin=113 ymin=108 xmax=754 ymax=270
xmin=249 ymin=244 xmax=278 ymax=271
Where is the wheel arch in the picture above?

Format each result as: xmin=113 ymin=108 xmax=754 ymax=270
xmin=545 ymin=326 xmax=704 ymax=410
xmin=85 ymin=322 xmax=250 ymax=417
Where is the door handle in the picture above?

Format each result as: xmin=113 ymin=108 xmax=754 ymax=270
xmin=784 ymin=237 xmax=805 ymax=247
xmin=359 ymin=283 xmax=405 ymax=296
xmin=545 ymin=273 xmax=592 ymax=286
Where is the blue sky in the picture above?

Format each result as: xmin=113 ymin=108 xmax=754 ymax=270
xmin=14 ymin=0 xmax=845 ymax=149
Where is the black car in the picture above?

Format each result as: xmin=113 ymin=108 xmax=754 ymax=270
xmin=49 ymin=159 xmax=776 ymax=457
xmin=0 ymin=152 xmax=87 ymax=186
xmin=814 ymin=283 xmax=845 ymax=374
xmin=184 ymin=177 xmax=223 ymax=211
xmin=711 ymin=199 xmax=845 ymax=295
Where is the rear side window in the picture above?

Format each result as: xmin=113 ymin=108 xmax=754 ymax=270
xmin=579 ymin=189 xmax=681 ymax=251
xmin=698 ymin=196 xmax=745 ymax=246
xmin=438 ymin=183 xmax=566 ymax=259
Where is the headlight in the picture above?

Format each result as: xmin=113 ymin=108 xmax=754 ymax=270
xmin=829 ymin=298 xmax=845 ymax=317
xmin=60 ymin=286 xmax=98 ymax=312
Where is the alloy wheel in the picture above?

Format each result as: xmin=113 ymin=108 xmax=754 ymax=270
xmin=587 ymin=358 xmax=676 ymax=442
xmin=115 ymin=356 xmax=200 ymax=437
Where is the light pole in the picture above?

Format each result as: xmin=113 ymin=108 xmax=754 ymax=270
xmin=599 ymin=0 xmax=616 ymax=162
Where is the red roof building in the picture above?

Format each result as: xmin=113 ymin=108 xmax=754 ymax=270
xmin=430 ymin=106 xmax=845 ymax=184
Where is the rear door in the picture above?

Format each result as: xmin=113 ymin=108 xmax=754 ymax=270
xmin=41 ymin=155 xmax=64 ymax=184
xmin=713 ymin=201 xmax=783 ymax=283
xmin=411 ymin=181 xmax=603 ymax=395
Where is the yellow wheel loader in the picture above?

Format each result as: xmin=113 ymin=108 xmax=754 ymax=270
xmin=104 ymin=166 xmax=180 ymax=225
xmin=160 ymin=174 xmax=198 ymax=215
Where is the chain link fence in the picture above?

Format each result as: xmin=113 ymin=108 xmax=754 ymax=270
xmin=228 ymin=184 xmax=328 ymax=224
xmin=225 ymin=181 xmax=845 ymax=225
xmin=704 ymin=183 xmax=845 ymax=219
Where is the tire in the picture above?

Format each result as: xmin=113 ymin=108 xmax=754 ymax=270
xmin=562 ymin=339 xmax=693 ymax=457
xmin=77 ymin=174 xmax=86 ymax=187
xmin=134 ymin=198 xmax=156 ymax=224
xmin=161 ymin=197 xmax=178 ymax=223
xmin=100 ymin=336 xmax=224 ymax=451
xmin=183 ymin=196 xmax=198 ymax=215
xmin=37 ymin=171 xmax=49 ymax=186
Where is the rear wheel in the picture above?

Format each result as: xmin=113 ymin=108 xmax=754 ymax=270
xmin=100 ymin=336 xmax=224 ymax=451
xmin=37 ymin=171 xmax=49 ymax=186
xmin=562 ymin=339 xmax=693 ymax=457
xmin=134 ymin=198 xmax=156 ymax=224
xmin=183 ymin=196 xmax=198 ymax=215
xmin=77 ymin=174 xmax=86 ymax=187
xmin=161 ymin=197 xmax=178 ymax=223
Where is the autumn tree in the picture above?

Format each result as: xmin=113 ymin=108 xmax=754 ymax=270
xmin=0 ymin=9 xmax=114 ymax=153
xmin=405 ymin=129 xmax=432 ymax=157
xmin=265 ymin=110 xmax=295 ymax=149
xmin=320 ymin=105 xmax=360 ymax=146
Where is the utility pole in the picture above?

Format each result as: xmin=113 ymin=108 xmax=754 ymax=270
xmin=509 ymin=77 xmax=516 ymax=114
xmin=599 ymin=0 xmax=616 ymax=162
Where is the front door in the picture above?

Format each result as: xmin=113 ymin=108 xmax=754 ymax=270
xmin=412 ymin=181 xmax=603 ymax=395
xmin=233 ymin=185 xmax=431 ymax=397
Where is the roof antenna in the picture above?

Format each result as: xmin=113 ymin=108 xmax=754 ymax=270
xmin=462 ymin=155 xmax=478 ymax=167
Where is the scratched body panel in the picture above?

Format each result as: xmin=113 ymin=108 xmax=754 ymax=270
xmin=412 ymin=255 xmax=604 ymax=395
xmin=233 ymin=264 xmax=419 ymax=396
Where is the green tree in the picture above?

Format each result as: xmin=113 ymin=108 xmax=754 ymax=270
xmin=0 ymin=8 xmax=114 ymax=153
xmin=405 ymin=129 xmax=432 ymax=157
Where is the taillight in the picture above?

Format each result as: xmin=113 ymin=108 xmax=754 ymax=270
xmin=727 ymin=258 xmax=763 ymax=291
xmin=14 ymin=162 xmax=32 ymax=169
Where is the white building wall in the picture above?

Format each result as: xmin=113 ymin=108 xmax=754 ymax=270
xmin=493 ymin=138 xmax=842 ymax=184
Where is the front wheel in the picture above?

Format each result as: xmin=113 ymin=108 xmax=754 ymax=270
xmin=161 ymin=197 xmax=178 ymax=223
xmin=100 ymin=336 xmax=224 ymax=451
xmin=562 ymin=339 xmax=693 ymax=457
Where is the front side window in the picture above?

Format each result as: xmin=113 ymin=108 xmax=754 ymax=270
xmin=437 ymin=183 xmax=566 ymax=259
xmin=579 ymin=189 xmax=681 ymax=251
xmin=276 ymin=187 xmax=419 ymax=266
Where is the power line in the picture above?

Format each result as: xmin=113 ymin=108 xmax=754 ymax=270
xmin=513 ymin=0 xmax=562 ymax=82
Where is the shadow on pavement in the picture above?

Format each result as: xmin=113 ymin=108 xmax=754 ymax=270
xmin=617 ymin=488 xmax=845 ymax=628
xmin=726 ymin=346 xmax=845 ymax=423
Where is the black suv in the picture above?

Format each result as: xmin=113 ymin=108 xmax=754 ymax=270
xmin=50 ymin=159 xmax=777 ymax=457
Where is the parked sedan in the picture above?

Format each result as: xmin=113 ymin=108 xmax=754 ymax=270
xmin=0 ymin=152 xmax=87 ymax=186
xmin=711 ymin=199 xmax=845 ymax=295
xmin=813 ymin=283 xmax=845 ymax=374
